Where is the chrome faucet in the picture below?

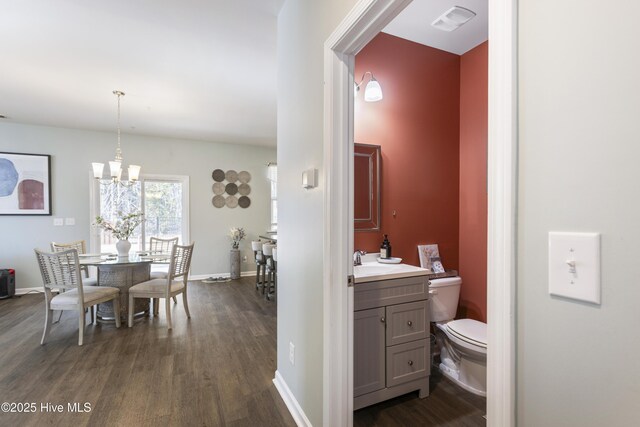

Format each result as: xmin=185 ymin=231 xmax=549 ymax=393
xmin=353 ymin=250 xmax=366 ymax=266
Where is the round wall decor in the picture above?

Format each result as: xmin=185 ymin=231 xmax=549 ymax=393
xmin=225 ymin=170 xmax=238 ymax=182
xmin=238 ymin=171 xmax=252 ymax=183
xmin=212 ymin=169 xmax=225 ymax=182
xmin=238 ymin=183 xmax=251 ymax=196
xmin=225 ymin=182 xmax=238 ymax=195
xmin=225 ymin=196 xmax=238 ymax=208
xmin=238 ymin=196 xmax=251 ymax=208
xmin=212 ymin=182 xmax=225 ymax=195
xmin=212 ymin=195 xmax=225 ymax=208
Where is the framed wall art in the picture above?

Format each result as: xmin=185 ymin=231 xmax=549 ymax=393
xmin=0 ymin=152 xmax=52 ymax=215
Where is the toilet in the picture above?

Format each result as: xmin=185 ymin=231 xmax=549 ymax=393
xmin=429 ymin=277 xmax=487 ymax=397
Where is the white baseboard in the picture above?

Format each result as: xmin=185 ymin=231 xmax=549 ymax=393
xmin=189 ymin=270 xmax=257 ymax=281
xmin=15 ymin=286 xmax=44 ymax=295
xmin=273 ymin=370 xmax=312 ymax=427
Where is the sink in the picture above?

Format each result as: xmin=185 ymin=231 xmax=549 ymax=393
xmin=353 ymin=261 xmax=429 ymax=283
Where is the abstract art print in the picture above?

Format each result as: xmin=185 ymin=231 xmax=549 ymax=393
xmin=0 ymin=152 xmax=51 ymax=215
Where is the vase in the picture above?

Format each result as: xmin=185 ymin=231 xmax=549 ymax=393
xmin=230 ymin=249 xmax=241 ymax=280
xmin=116 ymin=240 xmax=131 ymax=258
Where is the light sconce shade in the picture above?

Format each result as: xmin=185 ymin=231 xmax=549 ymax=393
xmin=92 ymin=162 xmax=104 ymax=179
xmin=109 ymin=160 xmax=122 ymax=179
xmin=128 ymin=164 xmax=141 ymax=182
xmin=355 ymin=71 xmax=383 ymax=102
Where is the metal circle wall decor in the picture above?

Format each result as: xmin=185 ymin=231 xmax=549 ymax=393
xmin=212 ymin=182 xmax=225 ymax=195
xmin=211 ymin=169 xmax=252 ymax=208
xmin=212 ymin=169 xmax=225 ymax=182
xmin=238 ymin=171 xmax=251 ymax=183
xmin=238 ymin=196 xmax=251 ymax=208
xmin=212 ymin=195 xmax=226 ymax=208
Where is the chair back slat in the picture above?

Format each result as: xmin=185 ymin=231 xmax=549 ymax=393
xmin=149 ymin=236 xmax=179 ymax=254
xmin=51 ymin=240 xmax=89 ymax=278
xmin=35 ymin=249 xmax=84 ymax=296
xmin=169 ymin=243 xmax=194 ymax=281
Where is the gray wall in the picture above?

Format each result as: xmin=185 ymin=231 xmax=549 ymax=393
xmin=277 ymin=0 xmax=358 ymax=425
xmin=518 ymin=0 xmax=640 ymax=425
xmin=0 ymin=122 xmax=275 ymax=289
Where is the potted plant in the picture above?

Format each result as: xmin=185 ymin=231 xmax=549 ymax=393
xmin=228 ymin=227 xmax=246 ymax=279
xmin=95 ymin=211 xmax=144 ymax=257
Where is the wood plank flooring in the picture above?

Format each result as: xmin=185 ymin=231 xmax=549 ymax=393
xmin=0 ymin=278 xmax=485 ymax=427
xmin=0 ymin=278 xmax=295 ymax=427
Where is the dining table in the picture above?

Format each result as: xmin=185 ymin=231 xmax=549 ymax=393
xmin=79 ymin=252 xmax=170 ymax=323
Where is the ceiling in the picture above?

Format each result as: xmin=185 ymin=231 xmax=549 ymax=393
xmin=0 ymin=1 xmax=484 ymax=148
xmin=0 ymin=0 xmax=281 ymax=147
xmin=383 ymin=0 xmax=488 ymax=55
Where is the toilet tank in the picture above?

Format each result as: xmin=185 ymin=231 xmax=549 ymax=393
xmin=429 ymin=277 xmax=462 ymax=322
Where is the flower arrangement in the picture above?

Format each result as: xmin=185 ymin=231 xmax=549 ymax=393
xmin=229 ymin=227 xmax=246 ymax=249
xmin=95 ymin=211 xmax=144 ymax=241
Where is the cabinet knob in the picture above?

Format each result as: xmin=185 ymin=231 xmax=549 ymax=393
xmin=408 ymin=360 xmax=414 ymax=366
xmin=407 ymin=320 xmax=413 ymax=327
xmin=380 ymin=317 xmax=386 ymax=323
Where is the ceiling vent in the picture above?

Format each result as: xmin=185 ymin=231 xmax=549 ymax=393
xmin=431 ymin=6 xmax=476 ymax=32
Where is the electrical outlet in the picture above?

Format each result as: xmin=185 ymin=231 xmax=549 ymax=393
xmin=242 ymin=255 xmax=248 ymax=263
xmin=289 ymin=342 xmax=295 ymax=365
xmin=65 ymin=217 xmax=75 ymax=226
xmin=53 ymin=218 xmax=63 ymax=226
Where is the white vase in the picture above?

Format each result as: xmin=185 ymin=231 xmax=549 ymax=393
xmin=116 ymin=240 xmax=131 ymax=257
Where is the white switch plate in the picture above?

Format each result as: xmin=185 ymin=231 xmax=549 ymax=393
xmin=548 ymin=232 xmax=600 ymax=304
xmin=53 ymin=218 xmax=63 ymax=226
xmin=289 ymin=342 xmax=295 ymax=365
xmin=65 ymin=217 xmax=75 ymax=226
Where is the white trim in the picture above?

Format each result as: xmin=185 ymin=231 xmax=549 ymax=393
xmin=15 ymin=286 xmax=44 ymax=295
xmin=273 ymin=370 xmax=312 ymax=427
xmin=323 ymin=1 xmax=412 ymax=426
xmin=188 ymin=271 xmax=257 ymax=281
xmin=487 ymin=0 xmax=518 ymax=425
xmin=323 ymin=0 xmax=518 ymax=426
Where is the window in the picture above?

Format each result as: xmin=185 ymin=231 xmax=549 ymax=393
xmin=90 ymin=175 xmax=189 ymax=253
xmin=267 ymin=163 xmax=277 ymax=230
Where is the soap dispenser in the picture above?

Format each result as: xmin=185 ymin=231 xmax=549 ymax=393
xmin=380 ymin=235 xmax=392 ymax=259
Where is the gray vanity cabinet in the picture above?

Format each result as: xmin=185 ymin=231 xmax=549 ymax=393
xmin=353 ymin=275 xmax=430 ymax=410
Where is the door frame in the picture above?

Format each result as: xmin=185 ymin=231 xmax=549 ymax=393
xmin=322 ymin=0 xmax=518 ymax=425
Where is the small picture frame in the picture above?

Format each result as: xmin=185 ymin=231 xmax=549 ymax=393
xmin=431 ymin=257 xmax=445 ymax=273
xmin=418 ymin=244 xmax=440 ymax=271
xmin=0 ymin=152 xmax=52 ymax=215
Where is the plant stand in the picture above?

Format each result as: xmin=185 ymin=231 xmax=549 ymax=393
xmin=230 ymin=249 xmax=241 ymax=280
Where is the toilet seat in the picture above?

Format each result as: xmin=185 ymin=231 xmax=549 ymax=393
xmin=446 ymin=319 xmax=487 ymax=349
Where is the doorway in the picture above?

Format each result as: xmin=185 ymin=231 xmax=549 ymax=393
xmin=322 ymin=0 xmax=517 ymax=425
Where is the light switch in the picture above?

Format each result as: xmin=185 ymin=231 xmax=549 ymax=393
xmin=65 ymin=217 xmax=75 ymax=226
xmin=548 ymin=232 xmax=600 ymax=304
xmin=53 ymin=218 xmax=63 ymax=226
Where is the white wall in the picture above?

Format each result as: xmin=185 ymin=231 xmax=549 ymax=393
xmin=0 ymin=122 xmax=275 ymax=289
xmin=277 ymin=0 xmax=358 ymax=425
xmin=518 ymin=0 xmax=640 ymax=425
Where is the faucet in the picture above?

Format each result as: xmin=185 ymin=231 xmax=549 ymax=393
xmin=353 ymin=250 xmax=367 ymax=266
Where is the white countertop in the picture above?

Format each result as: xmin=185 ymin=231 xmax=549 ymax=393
xmin=353 ymin=261 xmax=429 ymax=284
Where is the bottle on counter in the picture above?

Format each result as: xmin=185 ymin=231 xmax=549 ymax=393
xmin=380 ymin=234 xmax=392 ymax=259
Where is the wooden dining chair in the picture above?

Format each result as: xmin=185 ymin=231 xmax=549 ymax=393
xmin=35 ymin=248 xmax=121 ymax=346
xmin=128 ymin=242 xmax=194 ymax=330
xmin=148 ymin=236 xmax=179 ymax=304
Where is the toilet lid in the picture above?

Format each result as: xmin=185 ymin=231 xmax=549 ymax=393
xmin=446 ymin=319 xmax=487 ymax=348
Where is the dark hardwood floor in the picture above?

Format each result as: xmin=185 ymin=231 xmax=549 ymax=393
xmin=0 ymin=278 xmax=295 ymax=427
xmin=0 ymin=278 xmax=485 ymax=427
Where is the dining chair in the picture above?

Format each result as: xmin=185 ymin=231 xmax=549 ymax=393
xmin=266 ymin=246 xmax=277 ymax=301
xmin=128 ymin=242 xmax=194 ymax=330
xmin=51 ymin=240 xmax=98 ymax=323
xmin=149 ymin=236 xmax=179 ymax=305
xmin=261 ymin=243 xmax=276 ymax=297
xmin=35 ymin=248 xmax=121 ymax=346
xmin=251 ymin=240 xmax=266 ymax=291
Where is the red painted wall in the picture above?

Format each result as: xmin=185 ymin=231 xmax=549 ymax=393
xmin=354 ymin=35 xmax=488 ymax=322
xmin=354 ymin=33 xmax=460 ymax=270
xmin=458 ymin=42 xmax=488 ymax=322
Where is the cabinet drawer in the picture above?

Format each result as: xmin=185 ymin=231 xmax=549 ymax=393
xmin=386 ymin=300 xmax=428 ymax=346
xmin=354 ymin=275 xmax=429 ymax=311
xmin=386 ymin=339 xmax=429 ymax=388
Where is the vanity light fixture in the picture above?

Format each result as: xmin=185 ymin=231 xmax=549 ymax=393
xmin=354 ymin=71 xmax=383 ymax=102
xmin=92 ymin=90 xmax=141 ymax=187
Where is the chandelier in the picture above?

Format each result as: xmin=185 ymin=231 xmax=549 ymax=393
xmin=92 ymin=90 xmax=141 ymax=186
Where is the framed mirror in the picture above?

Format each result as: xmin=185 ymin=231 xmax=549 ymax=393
xmin=354 ymin=143 xmax=380 ymax=231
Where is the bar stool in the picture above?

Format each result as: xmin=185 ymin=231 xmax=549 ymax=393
xmin=252 ymin=240 xmax=266 ymax=291
xmin=266 ymin=246 xmax=277 ymax=301
xmin=261 ymin=243 xmax=276 ymax=297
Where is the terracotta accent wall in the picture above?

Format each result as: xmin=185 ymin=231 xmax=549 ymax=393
xmin=354 ymin=33 xmax=460 ymax=270
xmin=458 ymin=42 xmax=488 ymax=322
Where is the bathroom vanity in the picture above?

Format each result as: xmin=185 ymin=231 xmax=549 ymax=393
xmin=353 ymin=261 xmax=431 ymax=410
